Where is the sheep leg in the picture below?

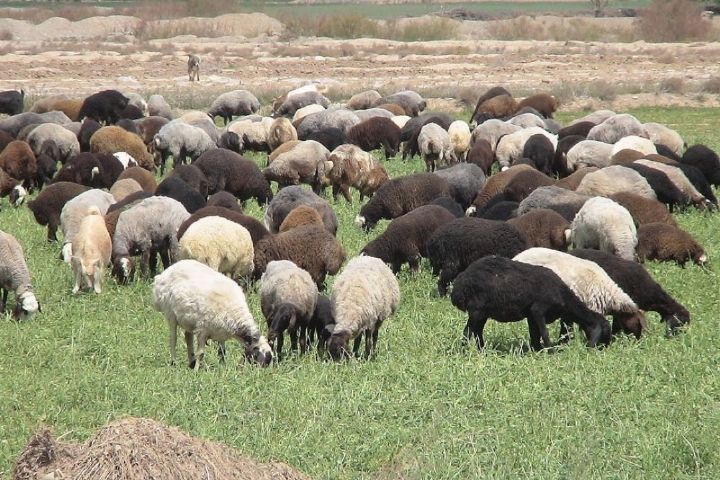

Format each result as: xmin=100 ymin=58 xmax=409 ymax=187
xmin=217 ymin=342 xmax=226 ymax=363
xmin=0 ymin=288 xmax=6 ymax=312
xmin=167 ymin=320 xmax=178 ymax=365
xmin=140 ymin=249 xmax=151 ymax=279
xmin=194 ymin=333 xmax=208 ymax=371
xmin=463 ymin=312 xmax=487 ymax=350
xmin=370 ymin=324 xmax=380 ymax=358
xmin=528 ymin=304 xmax=552 ymax=350
xmin=93 ymin=269 xmax=102 ymax=294
xmin=558 ymin=320 xmax=574 ymax=343
xmin=159 ymin=248 xmax=171 ymax=270
xmin=185 ymin=331 xmax=196 ymax=368
xmin=364 ymin=330 xmax=372 ymax=358
xmin=275 ymin=333 xmax=285 ymax=361
xmin=331 ymin=184 xmax=340 ymax=201
xmin=299 ymin=324 xmax=308 ymax=354
xmin=148 ymin=249 xmax=158 ymax=276
xmin=340 ymin=185 xmax=352 ymax=203
xmin=289 ymin=327 xmax=299 ymax=352
xmin=352 ymin=334 xmax=363 ymax=357
xmin=47 ymin=220 xmax=59 ymax=242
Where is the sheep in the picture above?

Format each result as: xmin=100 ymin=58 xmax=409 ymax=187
xmin=611 ymin=136 xmax=657 ymax=157
xmin=681 ymin=144 xmax=720 ymax=186
xmin=622 ymin=162 xmax=688 ymax=209
xmin=643 ymin=122 xmax=684 ymax=156
xmin=51 ymin=152 xmax=120 ymax=189
xmin=346 ymin=90 xmax=382 ymax=110
xmin=515 ymin=185 xmax=589 ymax=218
xmin=26 ymin=123 xmax=80 ymax=165
xmin=569 ymin=109 xmax=615 ymax=127
xmin=447 ymin=120 xmax=471 ymax=162
xmin=0 ymin=140 xmax=37 ymax=193
xmin=507 ymin=112 xmax=546 ymax=130
xmin=467 ymin=164 xmax=534 ymax=214
xmin=78 ymin=117 xmax=102 ymax=152
xmin=77 ymin=89 xmax=129 ymax=124
xmin=135 ymin=116 xmax=170 ymax=152
xmin=633 ymin=159 xmax=707 ymax=207
xmin=576 ymin=165 xmax=657 ymax=200
xmin=90 ymin=126 xmax=154 ymax=171
xmin=400 ymin=113 xmax=454 ymax=159
xmin=451 ymin=256 xmax=610 ymax=350
xmin=292 ymin=104 xmax=326 ymax=124
xmin=32 ymin=98 xmax=83 ymax=121
xmin=0 ymin=111 xmax=72 ymax=138
xmin=207 ymin=90 xmax=259 ymax=125
xmin=374 ymin=90 xmax=426 ymax=116
xmin=608 ymin=192 xmax=676 ymax=227
xmin=513 ymin=248 xmax=647 ymax=339
xmin=571 ymin=249 xmax=690 ymax=334
xmin=496 ymin=127 xmax=557 ymax=170
xmin=260 ymin=260 xmax=319 ymax=358
xmin=470 ymin=119 xmax=521 ymax=152
xmin=112 ymin=196 xmax=190 ymax=283
xmin=275 ymin=91 xmax=331 ymax=117
xmin=376 ymin=103 xmax=406 ymax=116
xmin=278 ymin=205 xmax=323 ymax=233
xmin=418 ymin=123 xmax=457 ymax=172
xmin=226 ymin=116 xmax=272 ymax=153
xmin=568 ymin=197 xmax=637 ymax=261
xmin=391 ymin=115 xmax=411 ymax=130
xmin=153 ymin=121 xmax=215 ymax=174
xmin=655 ymin=144 xmax=681 ymax=161
xmin=60 ymin=189 xmax=115 ymax=262
xmin=177 ymin=206 xmax=267 ymax=246
xmin=265 ymin=185 xmax=338 ymax=235
xmin=327 ymin=255 xmax=400 ymax=360
xmin=508 ymin=209 xmax=570 ymax=250
xmin=267 ymin=117 xmax=298 ymax=152
xmin=565 ymin=140 xmax=614 ymax=171
xmin=465 ymin=139 xmax=494 ymax=176
xmin=554 ymin=166 xmax=598 ymax=190
xmin=0 ymin=230 xmax=39 ymax=320
xmin=558 ymin=121 xmax=595 ymax=139
xmin=0 ymin=89 xmax=24 ymax=116
xmin=353 ymin=108 xmax=394 ymax=122
xmin=254 ymin=224 xmax=346 ymax=290
xmin=325 ymin=144 xmax=388 ymax=202
xmin=27 ymin=182 xmax=90 ymax=242
xmin=178 ymin=216 xmax=254 ymax=280
xmin=517 ymin=93 xmax=558 ymax=117
xmin=262 ymin=140 xmax=330 ymax=193
xmin=433 ymin=163 xmax=486 ymax=210
xmin=297 ymin=108 xmax=360 ymax=141
xmin=34 ymin=152 xmax=57 ymax=190
xmin=469 ymin=86 xmax=512 ymax=124
xmin=147 ymin=94 xmax=172 ymax=120
xmin=472 ymin=94 xmax=518 ymax=124
xmin=303 ymin=127 xmax=347 ymax=152
xmin=177 ymin=112 xmax=219 ymax=144
xmin=110 ymin=178 xmax=143 ymax=203
xmin=308 ymin=294 xmax=335 ymax=350
xmin=669 ymin=161 xmax=717 ymax=206
xmin=637 ymin=223 xmax=706 ymax=267
xmin=206 ymin=191 xmax=242 ymax=212
xmin=346 ymin=117 xmax=401 ymax=159
xmin=361 ymin=204 xmax=456 ymax=273
xmin=522 ymin=134 xmax=555 ymax=175
xmin=356 ymin=173 xmax=449 ymax=231
xmin=587 ymin=114 xmax=647 ymax=144
xmin=155 ymin=176 xmax=206 ymax=214
xmin=70 ymin=206 xmax=111 ymax=294
xmin=501 ymin=168 xmax=555 ymax=203
xmin=165 ymin=165 xmax=207 ymax=198
xmin=476 ymin=198 xmax=519 ymax=221
xmin=194 ymin=148 xmax=274 ymax=206
xmin=153 ymin=259 xmax=272 ymax=369
xmin=427 ymin=217 xmax=528 ymax=295
xmin=0 ymin=169 xmax=21 ymax=206
xmin=117 ymin=166 xmax=157 ymax=193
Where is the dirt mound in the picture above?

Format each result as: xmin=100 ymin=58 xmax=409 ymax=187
xmin=12 ymin=417 xmax=310 ymax=480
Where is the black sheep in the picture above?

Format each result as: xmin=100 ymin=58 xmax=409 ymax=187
xmin=427 ymin=217 xmax=528 ymax=295
xmin=477 ymin=200 xmax=518 ymax=221
xmin=193 ymin=148 xmax=273 ymax=206
xmin=115 ymin=118 xmax=140 ymax=135
xmin=671 ymin=162 xmax=717 ymax=206
xmin=168 ymin=164 xmax=208 ymax=197
xmin=77 ymin=89 xmax=129 ymax=124
xmin=0 ymin=90 xmax=24 ymax=116
xmin=117 ymin=104 xmax=144 ymax=121
xmin=155 ymin=176 xmax=206 ymax=213
xmin=304 ymin=127 xmax=346 ymax=152
xmin=217 ymin=131 xmax=243 ymax=153
xmin=681 ymin=144 xmax=720 ymax=186
xmin=429 ymin=196 xmax=464 ymax=217
xmin=522 ymin=134 xmax=555 ymax=175
xmin=557 ymin=121 xmax=595 ymax=139
xmin=553 ymin=135 xmax=584 ymax=176
xmin=400 ymin=113 xmax=453 ymax=160
xmin=206 ymin=191 xmax=242 ymax=212
xmin=77 ymin=117 xmax=101 ymax=152
xmin=356 ymin=172 xmax=450 ymax=231
xmin=624 ymin=163 xmax=689 ymax=209
xmin=346 ymin=117 xmax=401 ymax=159
xmin=35 ymin=153 xmax=57 ymax=190
xmin=502 ymin=169 xmax=555 ymax=203
xmin=52 ymin=152 xmax=122 ymax=189
xmin=451 ymin=256 xmax=611 ymax=350
xmin=571 ymin=249 xmax=690 ymax=334
xmin=466 ymin=139 xmax=494 ymax=176
xmin=309 ymin=294 xmax=335 ymax=351
xmin=176 ymin=206 xmax=270 ymax=246
xmin=655 ymin=143 xmax=680 ymax=161
xmin=361 ymin=205 xmax=456 ymax=273
xmin=27 ymin=182 xmax=90 ymax=241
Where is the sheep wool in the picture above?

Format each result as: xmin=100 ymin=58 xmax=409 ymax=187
xmin=71 ymin=206 xmax=112 ymax=294
xmin=569 ymin=197 xmax=638 ymax=261
xmin=0 ymin=230 xmax=39 ymax=320
xmin=60 ymin=189 xmax=116 ymax=262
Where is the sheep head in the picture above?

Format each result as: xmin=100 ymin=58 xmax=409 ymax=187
xmin=243 ymin=334 xmax=273 ymax=367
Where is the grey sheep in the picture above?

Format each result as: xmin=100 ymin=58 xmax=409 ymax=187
xmin=264 ymin=185 xmax=338 ymax=235
xmin=26 ymin=123 xmax=80 ymax=164
xmin=0 ymin=111 xmax=72 ymax=138
xmin=275 ymin=91 xmax=331 ymax=117
xmin=418 ymin=123 xmax=457 ymax=172
xmin=147 ymin=94 xmax=173 ymax=120
xmin=296 ymin=108 xmax=360 ymax=140
xmin=587 ymin=114 xmax=648 ymax=144
xmin=516 ymin=185 xmax=590 ymax=219
xmin=262 ymin=140 xmax=330 ymax=193
xmin=346 ymin=90 xmax=381 ymax=110
xmin=433 ymin=163 xmax=486 ymax=210
xmin=154 ymin=121 xmax=216 ymax=174
xmin=576 ymin=166 xmax=657 ymax=200
xmin=208 ymin=90 xmax=260 ymax=126
xmin=470 ymin=119 xmax=521 ymax=151
xmin=0 ymin=230 xmax=40 ymax=320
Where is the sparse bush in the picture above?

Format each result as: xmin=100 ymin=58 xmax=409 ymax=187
xmin=281 ymin=14 xmax=457 ymax=41
xmin=659 ymin=77 xmax=685 ymax=94
xmin=0 ymin=29 xmax=13 ymax=41
xmin=701 ymin=77 xmax=720 ymax=94
xmin=584 ymin=80 xmax=617 ymax=101
xmin=637 ymin=0 xmax=711 ymax=42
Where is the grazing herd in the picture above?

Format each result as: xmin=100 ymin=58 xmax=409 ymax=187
xmin=0 ymin=82 xmax=714 ymax=369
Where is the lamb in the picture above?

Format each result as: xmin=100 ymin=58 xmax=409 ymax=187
xmin=147 ymin=94 xmax=173 ymax=120
xmin=206 ymin=191 xmax=242 ymax=212
xmin=264 ymin=185 xmax=338 ymax=235
xmin=565 ymin=140 xmax=614 ymax=171
xmin=608 ymin=192 xmax=677 ymax=227
xmin=448 ymin=120 xmax=471 ymax=162
xmin=208 ymin=90 xmax=260 ymax=125
xmin=262 ymin=140 xmax=330 ymax=193
xmin=275 ymin=91 xmax=331 ymax=117
xmin=27 ymin=182 xmax=90 ymax=242
xmin=508 ymin=209 xmax=570 ymax=250
xmin=587 ymin=114 xmax=648 ymax=144
xmin=451 ymin=256 xmax=610 ymax=350
xmin=26 ymin=123 xmax=80 ymax=165
xmin=260 ymin=260 xmax=318 ymax=358
xmin=611 ymin=136 xmax=657 ymax=157
xmin=433 ymin=163 xmax=486 ymax=210
xmin=325 ymin=144 xmax=389 ymax=202
xmin=513 ymin=248 xmax=647 ymax=338
xmin=636 ymin=223 xmax=707 ymax=267
xmin=361 ymin=204 xmax=456 ymax=273
xmin=0 ymin=230 xmax=40 ymax=320
xmin=153 ymin=259 xmax=272 ymax=369
xmin=90 ymin=126 xmax=154 ymax=171
xmin=60 ymin=189 xmax=115 ymax=262
xmin=346 ymin=90 xmax=381 ymax=110
xmin=0 ymin=140 xmax=37 ymax=193
xmin=496 ymin=127 xmax=557 ymax=170
xmin=327 ymin=255 xmax=400 ymax=360
xmin=0 ymin=111 xmax=72 ymax=138
xmin=178 ymin=216 xmax=254 ymax=280
xmin=576 ymin=165 xmax=657 ymax=200
xmin=472 ymin=94 xmax=518 ymax=124
xmin=77 ymin=89 xmax=129 ymax=124
xmin=70 ymin=206 xmax=112 ymax=294
xmin=469 ymin=86 xmax=512 ymax=124
xmin=633 ymin=159 xmax=708 ymax=207
xmin=117 ymin=166 xmax=157 ymax=193
xmin=356 ymin=173 xmax=450 ymax=231
xmin=345 ymin=117 xmax=401 ymax=159
xmin=465 ymin=139 xmax=495 ymax=175
xmin=155 ymin=176 xmax=206 ymax=214
xmin=467 ymin=164 xmax=535 ymax=214
xmin=253 ymin=224 xmax=346 ymax=289
xmin=470 ymin=119 xmax=521 ymax=152
xmin=568 ymin=197 xmax=637 ymax=261
xmin=112 ymin=196 xmax=190 ymax=282
xmin=194 ymin=148 xmax=273 ymax=206
xmin=267 ymin=117 xmax=298 ymax=152
xmin=418 ymin=123 xmax=457 ymax=172
xmin=427 ymin=217 xmax=528 ymax=295
xmin=644 ymin=122 xmax=684 ymax=156
xmin=681 ymin=144 xmax=720 ymax=186
xmin=571 ymin=249 xmax=690 ymax=334
xmin=0 ymin=89 xmax=25 ymax=116
xmin=278 ymin=205 xmax=324 ymax=232
xmin=110 ymin=178 xmax=143 ymax=203
xmin=153 ymin=121 xmax=215 ymax=173
xmin=177 ymin=207 xmax=269 ymax=246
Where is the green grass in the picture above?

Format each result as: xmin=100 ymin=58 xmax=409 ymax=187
xmin=1 ymin=106 xmax=720 ymax=479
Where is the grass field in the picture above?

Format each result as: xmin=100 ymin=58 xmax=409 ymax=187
xmin=1 ymin=106 xmax=719 ymax=479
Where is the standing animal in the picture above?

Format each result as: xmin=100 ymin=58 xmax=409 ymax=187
xmin=0 ymin=230 xmax=40 ymax=320
xmin=0 ymin=89 xmax=25 ymax=116
xmin=187 ymin=54 xmax=200 ymax=82
xmin=70 ymin=206 xmax=112 ymax=294
xmin=418 ymin=123 xmax=457 ymax=172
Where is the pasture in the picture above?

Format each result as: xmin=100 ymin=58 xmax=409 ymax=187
xmin=1 ymin=106 xmax=719 ymax=479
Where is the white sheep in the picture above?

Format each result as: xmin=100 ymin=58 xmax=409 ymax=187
xmin=71 ymin=206 xmax=111 ymax=294
xmin=496 ymin=127 xmax=558 ymax=169
xmin=418 ymin=123 xmax=457 ymax=172
xmin=60 ymin=189 xmax=115 ymax=263
xmin=587 ymin=114 xmax=648 ymax=144
xmin=267 ymin=117 xmax=298 ymax=151
xmin=154 ymin=121 xmax=216 ymax=174
xmin=260 ymin=260 xmax=319 ymax=358
xmin=227 ymin=116 xmax=273 ymax=152
xmin=448 ymin=120 xmax=471 ymax=162
xmin=611 ymin=135 xmax=657 ymax=157
xmin=470 ymin=119 xmax=521 ymax=151
xmin=643 ymin=122 xmax=685 ymax=156
xmin=327 ymin=255 xmax=400 ymax=360
xmin=576 ymin=165 xmax=657 ymax=200
xmin=178 ymin=216 xmax=254 ymax=280
xmin=565 ymin=140 xmax=614 ymax=171
xmin=507 ymin=113 xmax=546 ymax=129
xmin=634 ymin=159 xmax=707 ymax=205
xmin=153 ymin=259 xmax=272 ymax=369
xmin=390 ymin=115 xmax=411 ymax=129
xmin=568 ymin=197 xmax=637 ymax=261
xmin=567 ymin=109 xmax=615 ymax=126
xmin=0 ymin=230 xmax=39 ymax=320
xmin=292 ymin=104 xmax=326 ymax=124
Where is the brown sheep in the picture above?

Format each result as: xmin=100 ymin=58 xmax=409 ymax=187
xmin=502 ymin=169 xmax=555 ymax=202
xmin=558 ymin=121 xmax=595 ymax=139
xmin=346 ymin=90 xmax=381 ymax=110
xmin=474 ymin=94 xmax=518 ymax=124
xmin=609 ymin=192 xmax=677 ymax=227
xmin=89 ymin=126 xmax=154 ymax=171
xmin=470 ymin=86 xmax=512 ymax=124
xmin=466 ymin=139 xmax=495 ymax=175
xmin=135 ymin=116 xmax=170 ymax=151
xmin=27 ymin=182 xmax=90 ymax=241
xmin=278 ymin=205 xmax=324 ymax=233
xmin=611 ymin=149 xmax=645 ymax=165
xmin=0 ymin=130 xmax=14 ymax=153
xmin=516 ymin=93 xmax=558 ymax=119
xmin=554 ymin=166 xmax=598 ymax=190
xmin=47 ymin=99 xmax=83 ymax=121
xmin=508 ymin=208 xmax=570 ymax=250
xmin=0 ymin=140 xmax=37 ymax=190
xmin=110 ymin=178 xmax=143 ymax=203
xmin=325 ymin=144 xmax=389 ymax=202
xmin=637 ymin=223 xmax=706 ymax=267
xmin=0 ymin=169 xmax=21 ymax=204
xmin=268 ymin=140 xmax=301 ymax=165
xmin=468 ymin=164 xmax=535 ymax=213
xmin=117 ymin=166 xmax=157 ymax=193
xmin=377 ymin=103 xmax=406 ymax=116
xmin=267 ymin=117 xmax=298 ymax=152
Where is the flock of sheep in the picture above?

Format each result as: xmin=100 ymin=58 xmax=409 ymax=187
xmin=0 ymin=81 xmax=714 ymax=367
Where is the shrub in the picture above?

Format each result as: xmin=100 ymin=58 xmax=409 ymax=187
xmin=701 ymin=77 xmax=720 ymax=94
xmin=636 ymin=0 xmax=711 ymax=42
xmin=0 ymin=29 xmax=13 ymax=41
xmin=659 ymin=77 xmax=685 ymax=94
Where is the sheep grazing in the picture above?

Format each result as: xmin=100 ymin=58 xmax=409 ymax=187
xmin=346 ymin=117 xmax=401 ymax=159
xmin=70 ymin=206 xmax=112 ymax=294
xmin=361 ymin=204 xmax=456 ymax=273
xmin=60 ymin=189 xmax=115 ymax=262
xmin=178 ymin=111 xmax=219 ymax=144
xmin=194 ymin=148 xmax=273 ymax=206
xmin=447 ymin=120 xmax=471 ymax=162
xmin=155 ymin=176 xmax=206 ymax=214
xmin=279 ymin=205 xmax=323 ymax=233
xmin=576 ymin=165 xmax=657 ymax=200
xmin=374 ymin=90 xmax=426 ymax=116
xmin=495 ymin=127 xmax=557 ymax=170
xmin=571 ymin=249 xmax=690 ymax=334
xmin=466 ymin=139 xmax=494 ymax=175
xmin=153 ymin=121 xmax=215 ymax=173
xmin=168 ymin=164 xmax=209 ymax=198
xmin=469 ymin=86 xmax=511 ymax=124
xmin=587 ymin=113 xmax=647 ymax=144
xmin=633 ymin=159 xmax=708 ymax=207
xmin=153 ymin=259 xmax=272 ymax=369
xmin=608 ymin=192 xmax=677 ymax=227
xmin=275 ymin=91 xmax=331 ymax=117
xmin=327 ymin=256 xmax=400 ymax=360
xmin=0 ymin=230 xmax=40 ymax=320
xmin=612 ymin=136 xmax=657 ymax=157
xmin=0 ymin=111 xmax=71 ymax=138
xmin=433 ymin=162 xmax=486 ymax=210
xmin=513 ymin=248 xmax=647 ymax=339
xmin=681 ymin=144 xmax=720 ymax=186
xmin=637 ymin=223 xmax=707 ymax=267
xmin=507 ymin=112 xmax=546 ymax=129
xmin=451 ymin=256 xmax=610 ymax=350
xmin=470 ymin=119 xmax=521 ymax=152
xmin=147 ymin=94 xmax=173 ymax=120
xmin=78 ymin=118 xmax=101 ymax=152
xmin=568 ymin=197 xmax=637 ymax=261
xmin=418 ymin=123 xmax=457 ymax=172
xmin=325 ymin=144 xmax=388 ymax=202
xmin=110 ymin=178 xmax=143 ymax=203
xmin=292 ymin=104 xmax=326 ymax=124
xmin=515 ymin=185 xmax=589 ymax=221
xmin=263 ymin=140 xmax=330 ymax=193
xmin=0 ymin=89 xmax=25 ymax=116
xmin=558 ymin=121 xmax=595 ymax=140
xmin=27 ymin=182 xmax=90 ymax=242
xmin=208 ymin=90 xmax=260 ymax=125
xmin=26 ymin=123 xmax=80 ymax=165
xmin=467 ymin=164 xmax=534 ymax=214
xmin=565 ymin=140 xmax=614 ymax=171
xmin=356 ymin=172 xmax=449 ymax=231
xmin=267 ymin=117 xmax=298 ymax=152
xmin=346 ymin=90 xmax=381 ymax=110
xmin=644 ymin=122 xmax=684 ymax=157
xmin=260 ymin=260 xmax=319 ymax=358
xmin=522 ymin=134 xmax=555 ymax=175
xmin=476 ymin=198 xmax=518 ymax=221
xmin=77 ymin=89 xmax=129 ymax=125
xmin=472 ymin=94 xmax=518 ymax=124
xmin=177 ymin=207 xmax=269 ymax=246
xmin=569 ymin=109 xmax=615 ymax=126
xmin=623 ymin=162 xmax=688 ymax=209
xmin=554 ymin=166 xmax=598 ymax=191
xmin=427 ymin=217 xmax=528 ymax=295
xmin=179 ymin=216 xmax=254 ymax=280
xmin=117 ymin=166 xmax=157 ymax=193
xmin=90 ymin=126 xmax=154 ymax=171
xmin=508 ymin=209 xmax=570 ymax=250
xmin=264 ymin=185 xmax=338 ymax=235
xmin=516 ymin=93 xmax=558 ymax=118
xmin=502 ymin=168 xmax=555 ymax=203
xmin=206 ymin=191 xmax=242 ymax=212
xmin=0 ymin=140 xmax=37 ymax=194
